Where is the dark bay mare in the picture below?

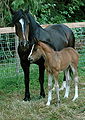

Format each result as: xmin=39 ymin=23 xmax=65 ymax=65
xmin=10 ymin=8 xmax=75 ymax=101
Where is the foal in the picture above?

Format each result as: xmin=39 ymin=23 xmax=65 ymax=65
xmin=28 ymin=41 xmax=79 ymax=106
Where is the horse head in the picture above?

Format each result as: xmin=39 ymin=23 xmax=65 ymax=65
xmin=10 ymin=8 xmax=30 ymax=46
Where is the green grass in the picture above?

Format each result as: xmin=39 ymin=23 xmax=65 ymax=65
xmin=0 ymin=61 xmax=85 ymax=120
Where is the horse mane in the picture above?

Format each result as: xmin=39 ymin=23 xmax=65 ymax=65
xmin=24 ymin=11 xmax=42 ymax=39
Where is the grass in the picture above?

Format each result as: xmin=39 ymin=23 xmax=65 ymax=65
xmin=0 ymin=60 xmax=85 ymax=120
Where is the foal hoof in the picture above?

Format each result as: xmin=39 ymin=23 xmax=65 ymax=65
xmin=72 ymin=96 xmax=78 ymax=101
xmin=46 ymin=102 xmax=50 ymax=106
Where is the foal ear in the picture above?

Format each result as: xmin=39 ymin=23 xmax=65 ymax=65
xmin=33 ymin=38 xmax=39 ymax=44
xmin=10 ymin=7 xmax=16 ymax=15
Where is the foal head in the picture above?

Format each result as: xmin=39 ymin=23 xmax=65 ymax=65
xmin=28 ymin=41 xmax=55 ymax=63
xmin=28 ymin=42 xmax=44 ymax=63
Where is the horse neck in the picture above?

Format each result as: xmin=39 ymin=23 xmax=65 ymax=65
xmin=27 ymin=13 xmax=41 ymax=39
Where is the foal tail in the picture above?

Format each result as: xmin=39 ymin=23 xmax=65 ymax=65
xmin=69 ymin=67 xmax=73 ymax=79
xmin=69 ymin=48 xmax=79 ymax=79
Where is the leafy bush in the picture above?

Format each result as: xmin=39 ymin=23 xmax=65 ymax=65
xmin=0 ymin=0 xmax=85 ymax=26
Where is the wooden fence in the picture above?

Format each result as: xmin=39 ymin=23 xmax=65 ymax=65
xmin=0 ymin=22 xmax=85 ymax=34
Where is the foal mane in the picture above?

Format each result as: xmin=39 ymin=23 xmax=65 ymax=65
xmin=38 ymin=42 xmax=55 ymax=54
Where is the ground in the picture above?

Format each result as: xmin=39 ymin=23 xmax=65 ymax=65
xmin=0 ymin=64 xmax=85 ymax=120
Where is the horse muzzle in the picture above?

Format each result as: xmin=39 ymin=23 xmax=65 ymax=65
xmin=28 ymin=56 xmax=34 ymax=63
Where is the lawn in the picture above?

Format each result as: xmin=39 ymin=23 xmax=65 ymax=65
xmin=0 ymin=59 xmax=85 ymax=120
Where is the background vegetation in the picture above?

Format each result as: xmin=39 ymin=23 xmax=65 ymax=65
xmin=0 ymin=0 xmax=85 ymax=27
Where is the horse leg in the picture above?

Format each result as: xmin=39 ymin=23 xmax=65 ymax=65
xmin=59 ymin=72 xmax=66 ymax=91
xmin=21 ymin=60 xmax=30 ymax=101
xmin=64 ymin=69 xmax=70 ymax=98
xmin=39 ymin=64 xmax=45 ymax=98
xmin=72 ymin=75 xmax=78 ymax=101
xmin=46 ymin=73 xmax=53 ymax=106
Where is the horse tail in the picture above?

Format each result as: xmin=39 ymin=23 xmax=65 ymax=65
xmin=69 ymin=67 xmax=73 ymax=79
xmin=71 ymin=31 xmax=75 ymax=48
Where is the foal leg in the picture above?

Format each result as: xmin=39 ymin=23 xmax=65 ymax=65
xmin=64 ymin=69 xmax=70 ymax=98
xmin=59 ymin=72 xmax=66 ymax=91
xmin=72 ymin=67 xmax=78 ymax=101
xmin=54 ymin=79 xmax=60 ymax=106
xmin=52 ymin=83 xmax=56 ymax=91
xmin=46 ymin=73 xmax=53 ymax=106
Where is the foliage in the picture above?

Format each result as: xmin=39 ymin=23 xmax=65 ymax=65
xmin=0 ymin=0 xmax=85 ymax=26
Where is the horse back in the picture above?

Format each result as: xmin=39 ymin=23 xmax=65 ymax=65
xmin=45 ymin=24 xmax=75 ymax=50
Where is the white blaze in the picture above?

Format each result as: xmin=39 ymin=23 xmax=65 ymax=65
xmin=19 ymin=18 xmax=25 ymax=40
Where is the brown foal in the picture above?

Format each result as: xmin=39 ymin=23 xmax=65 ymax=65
xmin=28 ymin=41 xmax=79 ymax=106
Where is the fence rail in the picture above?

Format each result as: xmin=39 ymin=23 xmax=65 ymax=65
xmin=0 ymin=22 xmax=85 ymax=34
xmin=0 ymin=22 xmax=85 ymax=79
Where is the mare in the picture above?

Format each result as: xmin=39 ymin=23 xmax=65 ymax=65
xmin=28 ymin=41 xmax=79 ymax=106
xmin=10 ymin=8 xmax=75 ymax=101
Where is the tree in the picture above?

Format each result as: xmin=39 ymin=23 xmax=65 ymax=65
xmin=0 ymin=0 xmax=85 ymax=27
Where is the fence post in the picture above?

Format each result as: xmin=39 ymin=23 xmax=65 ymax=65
xmin=15 ymin=35 xmax=20 ymax=77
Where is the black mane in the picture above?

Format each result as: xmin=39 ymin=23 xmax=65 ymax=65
xmin=25 ymin=11 xmax=42 ymax=40
xmin=12 ymin=9 xmax=24 ymax=24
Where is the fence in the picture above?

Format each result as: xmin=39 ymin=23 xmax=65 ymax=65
xmin=0 ymin=22 xmax=85 ymax=79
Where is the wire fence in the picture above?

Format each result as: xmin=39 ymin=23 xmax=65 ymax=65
xmin=0 ymin=33 xmax=19 ymax=78
xmin=0 ymin=22 xmax=85 ymax=79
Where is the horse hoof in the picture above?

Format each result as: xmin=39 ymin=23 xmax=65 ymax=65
xmin=40 ymin=92 xmax=45 ymax=98
xmin=39 ymin=95 xmax=45 ymax=99
xmin=23 ymin=97 xmax=31 ymax=101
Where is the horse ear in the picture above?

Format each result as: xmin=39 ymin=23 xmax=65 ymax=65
xmin=27 ymin=6 xmax=29 ymax=12
xmin=24 ymin=6 xmax=29 ymax=13
xmin=10 ymin=7 xmax=16 ymax=15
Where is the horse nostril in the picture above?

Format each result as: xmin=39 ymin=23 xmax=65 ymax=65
xmin=28 ymin=56 xmax=33 ymax=62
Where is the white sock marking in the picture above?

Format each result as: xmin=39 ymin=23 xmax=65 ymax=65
xmin=46 ymin=74 xmax=53 ymax=106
